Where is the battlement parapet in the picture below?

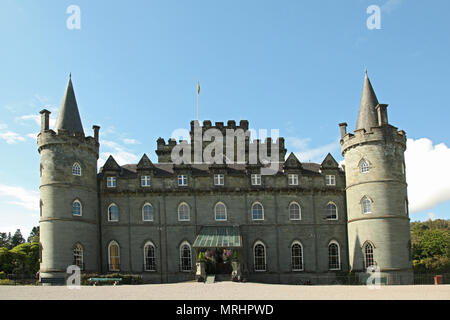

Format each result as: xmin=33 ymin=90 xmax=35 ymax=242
xmin=37 ymin=129 xmax=99 ymax=155
xmin=340 ymin=124 xmax=407 ymax=155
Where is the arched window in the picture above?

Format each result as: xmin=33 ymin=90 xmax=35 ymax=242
xmin=180 ymin=242 xmax=192 ymax=272
xmin=254 ymin=241 xmax=266 ymax=271
xmin=178 ymin=203 xmax=190 ymax=221
xmin=73 ymin=243 xmax=84 ymax=270
xmin=214 ymin=202 xmax=227 ymax=221
xmin=144 ymin=241 xmax=156 ymax=271
xmin=142 ymin=203 xmax=154 ymax=221
xmin=326 ymin=202 xmax=338 ymax=220
xmin=72 ymin=200 xmax=82 ymax=216
xmin=289 ymin=202 xmax=301 ymax=220
xmin=72 ymin=162 xmax=81 ymax=176
xmin=291 ymin=241 xmax=304 ymax=271
xmin=252 ymin=202 xmax=264 ymax=221
xmin=328 ymin=241 xmax=340 ymax=270
xmin=108 ymin=204 xmax=119 ymax=222
xmin=108 ymin=241 xmax=120 ymax=271
xmin=360 ymin=160 xmax=369 ymax=173
xmin=362 ymin=197 xmax=372 ymax=214
xmin=364 ymin=242 xmax=375 ymax=269
xmin=40 ymin=200 xmax=43 ymax=217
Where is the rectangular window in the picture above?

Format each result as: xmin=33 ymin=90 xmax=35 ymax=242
xmin=325 ymin=175 xmax=336 ymax=186
xmin=178 ymin=175 xmax=188 ymax=186
xmin=214 ymin=174 xmax=224 ymax=186
xmin=251 ymin=174 xmax=261 ymax=186
xmin=288 ymin=174 xmax=298 ymax=186
xmin=107 ymin=177 xmax=117 ymax=188
xmin=141 ymin=175 xmax=151 ymax=187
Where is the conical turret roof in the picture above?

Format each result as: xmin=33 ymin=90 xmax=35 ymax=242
xmin=356 ymin=71 xmax=379 ymax=132
xmin=55 ymin=74 xmax=84 ymax=135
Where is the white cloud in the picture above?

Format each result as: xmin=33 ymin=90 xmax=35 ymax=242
xmin=286 ymin=137 xmax=340 ymax=163
xmin=427 ymin=213 xmax=436 ymax=221
xmin=123 ymin=138 xmax=140 ymax=145
xmin=0 ymin=184 xmax=40 ymax=212
xmin=99 ymin=140 xmax=139 ymax=167
xmin=17 ymin=114 xmax=56 ymax=129
xmin=27 ymin=133 xmax=39 ymax=140
xmin=0 ymin=131 xmax=26 ymax=144
xmin=382 ymin=0 xmax=403 ymax=14
xmin=405 ymin=138 xmax=450 ymax=213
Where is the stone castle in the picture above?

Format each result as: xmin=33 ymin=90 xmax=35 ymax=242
xmin=36 ymin=72 xmax=413 ymax=284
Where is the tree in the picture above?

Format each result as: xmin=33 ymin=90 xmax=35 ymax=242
xmin=27 ymin=226 xmax=40 ymax=243
xmin=10 ymin=229 xmax=25 ymax=248
xmin=411 ymin=219 xmax=450 ymax=273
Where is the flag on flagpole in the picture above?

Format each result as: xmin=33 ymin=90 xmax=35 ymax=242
xmin=197 ymin=81 xmax=200 ymax=95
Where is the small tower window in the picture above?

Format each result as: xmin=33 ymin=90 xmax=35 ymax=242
xmin=73 ymin=243 xmax=84 ymax=270
xmin=405 ymin=199 xmax=409 ymax=216
xmin=142 ymin=203 xmax=154 ymax=221
xmin=364 ymin=242 xmax=375 ymax=269
xmin=360 ymin=160 xmax=369 ymax=173
xmin=72 ymin=200 xmax=82 ymax=216
xmin=72 ymin=163 xmax=81 ymax=176
xmin=362 ymin=197 xmax=372 ymax=214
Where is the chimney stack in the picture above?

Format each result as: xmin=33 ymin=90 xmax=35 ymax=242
xmin=40 ymin=109 xmax=51 ymax=132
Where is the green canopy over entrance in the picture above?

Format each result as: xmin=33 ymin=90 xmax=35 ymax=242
xmin=193 ymin=226 xmax=242 ymax=248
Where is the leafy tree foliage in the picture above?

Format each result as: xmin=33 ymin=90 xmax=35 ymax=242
xmin=411 ymin=219 xmax=450 ymax=273
xmin=10 ymin=229 xmax=25 ymax=248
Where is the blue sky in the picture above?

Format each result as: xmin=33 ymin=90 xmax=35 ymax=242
xmin=1 ymin=0 xmax=450 ymax=237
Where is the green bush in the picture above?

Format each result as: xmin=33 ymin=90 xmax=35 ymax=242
xmin=0 ymin=279 xmax=14 ymax=285
xmin=0 ymin=271 xmax=6 ymax=279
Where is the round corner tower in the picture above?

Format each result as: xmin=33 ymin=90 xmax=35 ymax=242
xmin=339 ymin=72 xmax=413 ymax=285
xmin=37 ymin=76 xmax=101 ymax=284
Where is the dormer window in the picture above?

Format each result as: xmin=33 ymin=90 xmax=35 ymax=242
xmin=178 ymin=175 xmax=188 ymax=186
xmin=141 ymin=176 xmax=151 ymax=187
xmin=214 ymin=174 xmax=224 ymax=186
xmin=288 ymin=174 xmax=298 ymax=186
xmin=72 ymin=163 xmax=81 ymax=176
xmin=251 ymin=174 xmax=261 ymax=186
xmin=326 ymin=175 xmax=336 ymax=186
xmin=107 ymin=177 xmax=117 ymax=188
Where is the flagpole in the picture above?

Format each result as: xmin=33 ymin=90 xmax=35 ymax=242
xmin=197 ymin=81 xmax=200 ymax=121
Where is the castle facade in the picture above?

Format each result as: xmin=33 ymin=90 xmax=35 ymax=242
xmin=37 ymin=73 xmax=413 ymax=285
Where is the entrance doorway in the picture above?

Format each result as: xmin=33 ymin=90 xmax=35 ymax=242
xmin=204 ymin=248 xmax=233 ymax=275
